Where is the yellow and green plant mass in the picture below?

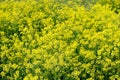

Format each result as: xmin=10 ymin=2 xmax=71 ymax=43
xmin=0 ymin=0 xmax=120 ymax=80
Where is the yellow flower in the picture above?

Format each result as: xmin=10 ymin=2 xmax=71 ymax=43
xmin=105 ymin=58 xmax=111 ymax=64
xmin=1 ymin=71 xmax=5 ymax=77
xmin=35 ymin=68 xmax=41 ymax=74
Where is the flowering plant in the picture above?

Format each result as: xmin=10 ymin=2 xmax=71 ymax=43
xmin=0 ymin=0 xmax=120 ymax=80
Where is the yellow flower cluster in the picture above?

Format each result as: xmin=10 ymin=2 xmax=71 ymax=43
xmin=0 ymin=0 xmax=120 ymax=80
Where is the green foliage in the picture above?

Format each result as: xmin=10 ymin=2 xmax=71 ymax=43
xmin=98 ymin=0 xmax=120 ymax=13
xmin=0 ymin=0 xmax=120 ymax=80
xmin=81 ymin=0 xmax=120 ymax=13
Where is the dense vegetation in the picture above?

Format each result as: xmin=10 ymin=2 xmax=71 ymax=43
xmin=0 ymin=0 xmax=120 ymax=80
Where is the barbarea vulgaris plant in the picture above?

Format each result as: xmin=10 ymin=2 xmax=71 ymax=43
xmin=0 ymin=0 xmax=120 ymax=80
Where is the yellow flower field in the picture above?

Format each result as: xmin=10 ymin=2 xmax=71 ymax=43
xmin=0 ymin=0 xmax=120 ymax=80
